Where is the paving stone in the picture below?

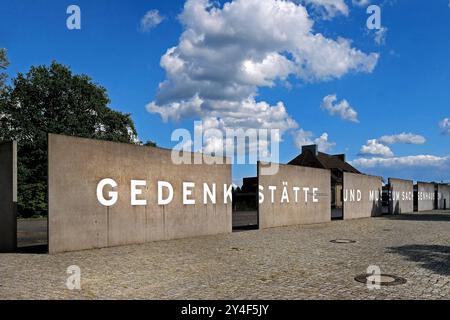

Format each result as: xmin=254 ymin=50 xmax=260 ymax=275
xmin=1 ymin=211 xmax=450 ymax=299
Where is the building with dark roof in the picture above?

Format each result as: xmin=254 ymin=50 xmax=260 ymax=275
xmin=288 ymin=144 xmax=362 ymax=219
xmin=239 ymin=144 xmax=363 ymax=220
xmin=288 ymin=144 xmax=360 ymax=183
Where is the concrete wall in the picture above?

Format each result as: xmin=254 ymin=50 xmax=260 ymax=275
xmin=416 ymin=182 xmax=435 ymax=212
xmin=258 ymin=162 xmax=331 ymax=229
xmin=343 ymin=172 xmax=382 ymax=220
xmin=437 ymin=184 xmax=450 ymax=210
xmin=0 ymin=141 xmax=17 ymax=252
xmin=388 ymin=178 xmax=414 ymax=214
xmin=48 ymin=134 xmax=232 ymax=253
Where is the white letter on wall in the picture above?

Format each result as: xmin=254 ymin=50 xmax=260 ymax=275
xmin=97 ymin=178 xmax=118 ymax=207
xmin=183 ymin=182 xmax=196 ymax=205
xmin=259 ymin=185 xmax=264 ymax=204
xmin=224 ymin=184 xmax=233 ymax=204
xmin=357 ymin=190 xmax=362 ymax=202
xmin=158 ymin=181 xmax=174 ymax=205
xmin=303 ymin=187 xmax=310 ymax=203
xmin=313 ymin=188 xmax=319 ymax=203
xmin=203 ymin=183 xmax=216 ymax=204
xmin=269 ymin=186 xmax=277 ymax=204
xmin=131 ymin=180 xmax=147 ymax=206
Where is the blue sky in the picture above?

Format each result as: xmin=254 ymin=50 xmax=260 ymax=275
xmin=1 ymin=0 xmax=450 ymax=184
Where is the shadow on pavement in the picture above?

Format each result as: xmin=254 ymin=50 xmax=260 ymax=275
xmin=16 ymin=244 xmax=48 ymax=254
xmin=387 ymin=244 xmax=450 ymax=276
xmin=383 ymin=212 xmax=450 ymax=222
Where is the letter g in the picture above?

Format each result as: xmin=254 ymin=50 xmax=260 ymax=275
xmin=97 ymin=178 xmax=118 ymax=206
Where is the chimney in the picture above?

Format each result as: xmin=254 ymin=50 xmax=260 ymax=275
xmin=333 ymin=154 xmax=346 ymax=162
xmin=302 ymin=144 xmax=318 ymax=156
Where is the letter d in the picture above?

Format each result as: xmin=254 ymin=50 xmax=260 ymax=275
xmin=158 ymin=181 xmax=174 ymax=205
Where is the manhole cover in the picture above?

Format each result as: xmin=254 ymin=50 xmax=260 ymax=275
xmin=354 ymin=273 xmax=407 ymax=286
xmin=330 ymin=239 xmax=356 ymax=244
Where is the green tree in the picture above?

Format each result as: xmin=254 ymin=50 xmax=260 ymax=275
xmin=143 ymin=140 xmax=157 ymax=147
xmin=0 ymin=61 xmax=140 ymax=217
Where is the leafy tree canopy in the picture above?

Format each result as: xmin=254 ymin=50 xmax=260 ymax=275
xmin=143 ymin=140 xmax=157 ymax=147
xmin=0 ymin=60 xmax=140 ymax=217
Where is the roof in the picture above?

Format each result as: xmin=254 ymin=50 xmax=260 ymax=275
xmin=288 ymin=149 xmax=361 ymax=174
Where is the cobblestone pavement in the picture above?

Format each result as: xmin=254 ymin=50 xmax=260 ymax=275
xmin=1 ymin=211 xmax=450 ymax=299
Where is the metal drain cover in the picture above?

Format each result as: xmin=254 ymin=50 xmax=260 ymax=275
xmin=354 ymin=273 xmax=407 ymax=286
xmin=330 ymin=239 xmax=356 ymax=244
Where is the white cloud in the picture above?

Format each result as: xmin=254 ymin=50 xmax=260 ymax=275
xmin=374 ymin=27 xmax=388 ymax=45
xmin=147 ymin=0 xmax=378 ymax=145
xmin=378 ymin=132 xmax=426 ymax=145
xmin=321 ymin=94 xmax=359 ymax=122
xmin=186 ymin=117 xmax=280 ymax=160
xmin=293 ymin=129 xmax=314 ymax=146
xmin=140 ymin=9 xmax=165 ymax=32
xmin=359 ymin=139 xmax=394 ymax=157
xmin=351 ymin=155 xmax=450 ymax=168
xmin=314 ymin=132 xmax=336 ymax=152
xmin=147 ymin=96 xmax=298 ymax=133
xmin=301 ymin=0 xmax=349 ymax=19
xmin=293 ymin=129 xmax=335 ymax=152
xmin=440 ymin=118 xmax=450 ymax=135
xmin=352 ymin=0 xmax=371 ymax=7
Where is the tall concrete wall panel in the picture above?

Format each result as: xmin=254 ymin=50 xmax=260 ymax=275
xmin=258 ymin=163 xmax=331 ymax=229
xmin=0 ymin=141 xmax=17 ymax=252
xmin=343 ymin=172 xmax=382 ymax=220
xmin=437 ymin=184 xmax=450 ymax=210
xmin=48 ymin=134 xmax=232 ymax=253
xmin=388 ymin=178 xmax=414 ymax=214
xmin=417 ymin=182 xmax=435 ymax=212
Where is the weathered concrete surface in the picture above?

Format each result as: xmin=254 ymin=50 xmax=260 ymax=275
xmin=343 ymin=172 xmax=382 ymax=220
xmin=389 ymin=178 xmax=414 ymax=214
xmin=437 ymin=184 xmax=450 ymax=210
xmin=0 ymin=141 xmax=17 ymax=252
xmin=48 ymin=134 xmax=232 ymax=254
xmin=417 ymin=182 xmax=435 ymax=212
xmin=258 ymin=163 xmax=331 ymax=229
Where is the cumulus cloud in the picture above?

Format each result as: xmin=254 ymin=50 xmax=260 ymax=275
xmin=301 ymin=0 xmax=349 ymax=19
xmin=147 ymin=0 xmax=379 ymax=149
xmin=440 ymin=118 xmax=450 ymax=135
xmin=352 ymin=0 xmax=371 ymax=7
xmin=379 ymin=132 xmax=426 ymax=145
xmin=358 ymin=132 xmax=426 ymax=159
xmin=359 ymin=139 xmax=394 ymax=157
xmin=293 ymin=129 xmax=335 ymax=152
xmin=192 ymin=115 xmax=283 ymax=158
xmin=140 ymin=9 xmax=165 ymax=32
xmin=353 ymin=127 xmax=448 ymax=179
xmin=351 ymin=155 xmax=450 ymax=168
xmin=321 ymin=94 xmax=359 ymax=122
